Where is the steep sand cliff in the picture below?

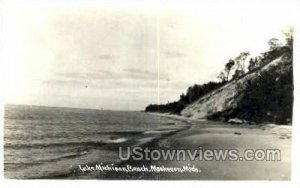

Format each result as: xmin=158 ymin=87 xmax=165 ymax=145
xmin=181 ymin=54 xmax=292 ymax=122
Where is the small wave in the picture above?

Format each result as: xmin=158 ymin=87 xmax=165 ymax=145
xmin=4 ymin=141 xmax=106 ymax=149
xmin=164 ymin=122 xmax=176 ymax=125
xmin=5 ymin=137 xmax=129 ymax=149
xmin=97 ymin=131 xmax=143 ymax=135
xmin=4 ymin=140 xmax=113 ymax=149
xmin=6 ymin=150 xmax=89 ymax=165
xmin=39 ymin=150 xmax=89 ymax=163
xmin=143 ymin=129 xmax=176 ymax=134
xmin=105 ymin=137 xmax=128 ymax=144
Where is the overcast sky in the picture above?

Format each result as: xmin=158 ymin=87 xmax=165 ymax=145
xmin=1 ymin=0 xmax=297 ymax=110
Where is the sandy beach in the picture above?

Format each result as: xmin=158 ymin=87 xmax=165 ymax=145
xmin=71 ymin=113 xmax=292 ymax=180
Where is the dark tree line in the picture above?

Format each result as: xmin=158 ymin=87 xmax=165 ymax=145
xmin=145 ymin=81 xmax=226 ymax=114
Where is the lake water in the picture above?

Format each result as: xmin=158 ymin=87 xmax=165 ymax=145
xmin=4 ymin=104 xmax=188 ymax=179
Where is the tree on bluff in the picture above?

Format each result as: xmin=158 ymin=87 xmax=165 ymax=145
xmin=232 ymin=51 xmax=250 ymax=79
xmin=224 ymin=59 xmax=235 ymax=81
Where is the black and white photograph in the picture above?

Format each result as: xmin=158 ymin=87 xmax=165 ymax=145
xmin=0 ymin=0 xmax=299 ymax=186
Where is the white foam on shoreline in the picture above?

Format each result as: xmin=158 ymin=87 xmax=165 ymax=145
xmin=105 ymin=138 xmax=128 ymax=144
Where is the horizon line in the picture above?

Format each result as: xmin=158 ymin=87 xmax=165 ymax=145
xmin=4 ymin=103 xmax=144 ymax=112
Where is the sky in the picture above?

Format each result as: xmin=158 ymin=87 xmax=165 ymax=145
xmin=1 ymin=0 xmax=297 ymax=110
